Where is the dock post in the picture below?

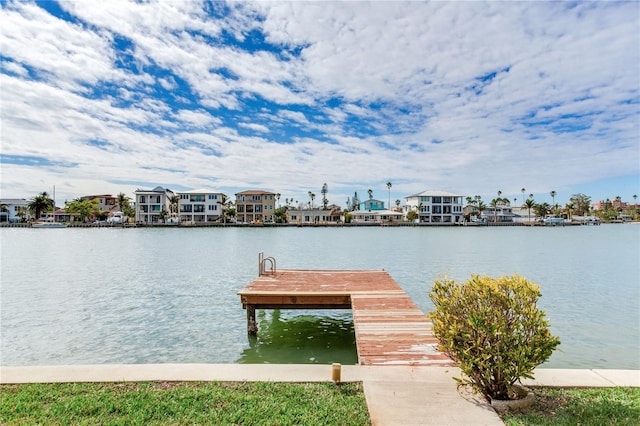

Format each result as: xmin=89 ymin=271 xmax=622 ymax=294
xmin=247 ymin=305 xmax=258 ymax=334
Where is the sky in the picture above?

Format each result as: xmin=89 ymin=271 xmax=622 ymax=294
xmin=1 ymin=1 xmax=639 ymax=208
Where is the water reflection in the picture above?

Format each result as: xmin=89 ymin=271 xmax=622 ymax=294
xmin=238 ymin=310 xmax=358 ymax=364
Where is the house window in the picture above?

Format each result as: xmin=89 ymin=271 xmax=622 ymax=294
xmin=208 ymin=205 xmax=217 ymax=211
xmin=180 ymin=194 xmax=189 ymax=200
xmin=140 ymin=196 xmax=146 ymax=203
xmin=208 ymin=194 xmax=217 ymax=200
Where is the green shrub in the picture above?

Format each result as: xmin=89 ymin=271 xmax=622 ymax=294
xmin=429 ymin=274 xmax=560 ymax=401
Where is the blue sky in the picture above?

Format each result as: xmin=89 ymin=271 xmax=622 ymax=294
xmin=1 ymin=1 xmax=638 ymax=207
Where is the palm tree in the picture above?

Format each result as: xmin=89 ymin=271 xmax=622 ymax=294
xmin=158 ymin=208 xmax=168 ymax=224
xmin=524 ymin=198 xmax=536 ymax=224
xmin=564 ymin=202 xmax=574 ymax=221
xmin=521 ymin=188 xmax=526 ymax=206
xmin=276 ymin=193 xmax=281 ymax=208
xmin=308 ymin=192 xmax=315 ymax=209
xmin=368 ymin=189 xmax=373 ymax=200
xmin=395 ymin=199 xmax=400 ymax=209
xmin=491 ymin=198 xmax=500 ymax=223
xmin=0 ymin=203 xmax=8 ymax=222
xmin=321 ymin=183 xmax=328 ymax=210
xmin=169 ymin=195 xmax=180 ymax=221
xmin=116 ymin=192 xmax=131 ymax=212
xmin=217 ymin=194 xmax=230 ymax=224
xmin=386 ymin=182 xmax=392 ymax=210
xmin=550 ymin=191 xmax=557 ymax=213
xmin=28 ymin=191 xmax=54 ymax=220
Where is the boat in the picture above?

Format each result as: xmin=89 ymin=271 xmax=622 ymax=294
xmin=31 ymin=220 xmax=67 ymax=228
xmin=542 ymin=217 xmax=565 ymax=226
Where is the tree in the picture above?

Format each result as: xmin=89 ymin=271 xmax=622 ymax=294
xmin=407 ymin=210 xmax=419 ymax=221
xmin=321 ymin=183 xmax=328 ymax=210
xmin=217 ymin=194 xmax=231 ymax=224
xmin=521 ymin=188 xmax=526 ymax=206
xmin=386 ymin=182 xmax=392 ymax=210
xmin=308 ymin=192 xmax=316 ymax=209
xmin=28 ymin=191 xmax=54 ymax=220
xmin=550 ymin=191 xmax=557 ymax=213
xmin=169 ymin=195 xmax=180 ymax=220
xmin=569 ymin=193 xmax=591 ymax=216
xmin=65 ymin=198 xmax=99 ymax=223
xmin=490 ymin=197 xmax=509 ymax=223
xmin=524 ymin=198 xmax=536 ymax=223
xmin=534 ymin=202 xmax=550 ymax=219
xmin=466 ymin=195 xmax=487 ymax=220
xmin=353 ymin=192 xmax=360 ymax=211
xmin=16 ymin=206 xmax=28 ymax=222
xmin=276 ymin=193 xmax=281 ymax=208
xmin=274 ymin=206 xmax=288 ymax=223
xmin=0 ymin=203 xmax=8 ymax=222
xmin=368 ymin=189 xmax=373 ymax=200
xmin=395 ymin=199 xmax=400 ymax=209
xmin=158 ymin=208 xmax=169 ymax=224
xmin=563 ymin=202 xmax=574 ymax=221
xmin=116 ymin=192 xmax=131 ymax=212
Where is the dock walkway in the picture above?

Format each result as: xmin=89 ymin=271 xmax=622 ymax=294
xmin=238 ymin=268 xmax=453 ymax=366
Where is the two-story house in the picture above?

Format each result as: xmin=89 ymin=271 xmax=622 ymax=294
xmin=359 ymin=198 xmax=385 ymax=211
xmin=404 ymin=190 xmax=464 ymax=223
xmin=177 ymin=189 xmax=226 ymax=223
xmin=235 ymin=190 xmax=276 ymax=223
xmin=135 ymin=186 xmax=174 ymax=223
xmin=0 ymin=198 xmax=29 ymax=222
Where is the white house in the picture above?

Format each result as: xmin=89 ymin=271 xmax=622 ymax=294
xmin=404 ymin=190 xmax=464 ymax=223
xmin=287 ymin=206 xmax=342 ymax=224
xmin=177 ymin=189 xmax=226 ymax=223
xmin=0 ymin=198 xmax=29 ymax=222
xmin=350 ymin=209 xmax=403 ymax=223
xmin=135 ymin=186 xmax=174 ymax=223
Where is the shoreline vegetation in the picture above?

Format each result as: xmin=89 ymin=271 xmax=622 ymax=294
xmin=1 ymin=382 xmax=638 ymax=425
xmin=2 ymin=220 xmax=637 ymax=228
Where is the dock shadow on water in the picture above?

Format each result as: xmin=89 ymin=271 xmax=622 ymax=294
xmin=238 ymin=310 xmax=358 ymax=364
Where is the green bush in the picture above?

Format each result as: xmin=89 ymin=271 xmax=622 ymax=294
xmin=429 ymin=274 xmax=560 ymax=401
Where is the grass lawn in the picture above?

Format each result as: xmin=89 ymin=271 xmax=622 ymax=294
xmin=0 ymin=381 xmax=370 ymax=425
xmin=500 ymin=386 xmax=640 ymax=426
xmin=2 ymin=382 xmax=639 ymax=425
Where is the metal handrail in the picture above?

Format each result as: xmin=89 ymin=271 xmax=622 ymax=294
xmin=258 ymin=252 xmax=277 ymax=276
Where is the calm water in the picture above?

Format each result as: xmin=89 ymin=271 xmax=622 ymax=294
xmin=1 ymin=225 xmax=639 ymax=369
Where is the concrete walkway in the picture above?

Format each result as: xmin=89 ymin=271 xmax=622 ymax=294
xmin=1 ymin=364 xmax=639 ymax=426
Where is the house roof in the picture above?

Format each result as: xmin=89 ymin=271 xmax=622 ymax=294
xmin=0 ymin=198 xmax=28 ymax=204
xmin=406 ymin=190 xmax=462 ymax=198
xmin=135 ymin=186 xmax=173 ymax=194
xmin=178 ymin=188 xmax=225 ymax=194
xmin=235 ymin=190 xmax=275 ymax=195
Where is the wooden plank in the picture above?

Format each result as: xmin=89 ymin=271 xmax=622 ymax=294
xmin=237 ymin=268 xmax=454 ymax=366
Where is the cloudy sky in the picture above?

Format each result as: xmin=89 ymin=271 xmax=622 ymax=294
xmin=1 ymin=1 xmax=638 ymax=207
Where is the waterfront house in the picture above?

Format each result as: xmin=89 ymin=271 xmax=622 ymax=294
xmin=80 ymin=194 xmax=117 ymax=213
xmin=404 ymin=190 xmax=464 ymax=223
xmin=0 ymin=198 xmax=29 ymax=222
xmin=351 ymin=209 xmax=403 ymax=223
xmin=235 ymin=190 xmax=276 ymax=223
xmin=287 ymin=206 xmax=342 ymax=224
xmin=359 ymin=198 xmax=385 ymax=211
xmin=135 ymin=186 xmax=174 ymax=223
xmin=484 ymin=200 xmax=514 ymax=222
xmin=177 ymin=189 xmax=226 ymax=223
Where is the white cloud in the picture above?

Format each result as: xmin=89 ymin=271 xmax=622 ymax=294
xmin=0 ymin=1 xmax=637 ymax=206
xmin=239 ymin=122 xmax=270 ymax=133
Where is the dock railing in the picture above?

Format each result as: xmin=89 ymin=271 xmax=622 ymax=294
xmin=258 ymin=252 xmax=276 ymax=276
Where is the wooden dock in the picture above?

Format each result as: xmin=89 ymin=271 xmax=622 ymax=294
xmin=238 ymin=266 xmax=453 ymax=366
